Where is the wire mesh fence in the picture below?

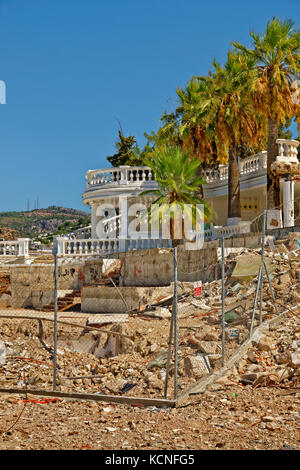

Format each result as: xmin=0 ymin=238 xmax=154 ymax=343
xmin=0 ymin=216 xmax=300 ymax=405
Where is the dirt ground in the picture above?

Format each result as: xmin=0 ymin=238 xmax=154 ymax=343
xmin=0 ymin=385 xmax=299 ymax=450
xmin=0 ymin=308 xmax=299 ymax=451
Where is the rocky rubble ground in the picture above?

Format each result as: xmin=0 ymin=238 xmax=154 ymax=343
xmin=0 ymin=234 xmax=299 ymax=449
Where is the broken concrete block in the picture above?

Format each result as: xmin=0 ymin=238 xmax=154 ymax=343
xmin=246 ymin=350 xmax=258 ymax=363
xmin=202 ymin=331 xmax=219 ymax=342
xmin=277 ymin=367 xmax=295 ymax=382
xmin=95 ymin=324 xmax=133 ymax=358
xmin=275 ymin=352 xmax=290 ymax=365
xmin=184 ymin=355 xmax=210 ymax=379
xmin=0 ymin=340 xmax=6 ymax=365
xmin=207 ymin=354 xmax=222 ymax=368
xmin=193 ymin=326 xmax=211 ymax=341
xmin=155 ymin=307 xmax=171 ymax=318
xmin=289 ymin=351 xmax=300 ymax=369
xmin=197 ymin=341 xmax=219 ymax=354
xmin=244 ymin=364 xmax=262 ymax=374
xmin=278 ymin=273 xmax=291 ymax=285
xmin=240 ymin=373 xmax=258 ymax=384
xmin=252 ymin=335 xmax=274 ymax=352
xmin=237 ymin=359 xmax=248 ymax=374
xmin=150 ymin=343 xmax=159 ymax=354
xmin=231 ymin=253 xmax=275 ymax=283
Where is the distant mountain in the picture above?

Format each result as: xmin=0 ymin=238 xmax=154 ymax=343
xmin=0 ymin=206 xmax=91 ymax=242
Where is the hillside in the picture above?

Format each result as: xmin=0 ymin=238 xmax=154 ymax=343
xmin=0 ymin=206 xmax=90 ymax=242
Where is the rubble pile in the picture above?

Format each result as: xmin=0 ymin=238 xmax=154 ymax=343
xmin=0 ymin=237 xmax=299 ymax=449
xmin=0 ymin=238 xmax=299 ymax=401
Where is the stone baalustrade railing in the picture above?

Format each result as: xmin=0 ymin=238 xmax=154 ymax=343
xmin=84 ymin=139 xmax=299 ymax=192
xmin=203 ymin=221 xmax=251 ymax=241
xmin=54 ymin=237 xmax=173 ymax=257
xmin=0 ymin=238 xmax=30 ymax=257
xmin=202 ymin=140 xmax=299 ymax=185
xmin=202 ymin=151 xmax=268 ymax=184
xmin=277 ymin=139 xmax=299 ymax=159
xmin=54 ymin=221 xmax=250 ymax=258
xmin=85 ymin=165 xmax=155 ymax=189
xmin=63 ymin=225 xmax=92 ymax=240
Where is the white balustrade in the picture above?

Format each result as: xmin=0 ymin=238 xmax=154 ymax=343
xmin=85 ymin=139 xmax=298 ymax=191
xmin=203 ymin=222 xmax=251 ymax=241
xmin=277 ymin=139 xmax=299 ymax=162
xmin=204 ymin=151 xmax=268 ymax=184
xmin=57 ymin=238 xmax=121 ymax=257
xmin=64 ymin=225 xmax=92 ymax=240
xmin=0 ymin=238 xmax=29 ymax=257
xmin=85 ymin=165 xmax=154 ymax=189
xmin=86 ymin=168 xmax=122 ymax=187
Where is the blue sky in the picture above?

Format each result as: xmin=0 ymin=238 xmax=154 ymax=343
xmin=0 ymin=0 xmax=299 ymax=213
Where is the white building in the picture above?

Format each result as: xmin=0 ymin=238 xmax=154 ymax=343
xmin=82 ymin=138 xmax=300 ymax=237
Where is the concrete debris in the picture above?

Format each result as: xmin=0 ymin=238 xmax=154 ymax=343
xmin=254 ymin=335 xmax=274 ymax=352
xmin=289 ymin=351 xmax=300 ymax=369
xmin=0 ymin=340 xmax=6 ymax=365
xmin=184 ymin=355 xmax=210 ymax=379
xmin=197 ymin=341 xmax=220 ymax=355
xmin=231 ymin=253 xmax=275 ymax=283
xmin=0 ymin=234 xmax=299 ymax=451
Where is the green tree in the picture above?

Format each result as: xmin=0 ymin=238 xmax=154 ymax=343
xmin=167 ymin=52 xmax=266 ymax=223
xmin=232 ymin=17 xmax=300 ymax=208
xmin=205 ymin=52 xmax=266 ymax=222
xmin=106 ymin=130 xmax=143 ymax=167
xmin=140 ymin=146 xmax=213 ymax=243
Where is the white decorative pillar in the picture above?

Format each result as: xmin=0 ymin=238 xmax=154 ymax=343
xmin=53 ymin=236 xmax=67 ymax=256
xmin=118 ymin=196 xmax=128 ymax=252
xmin=119 ymin=166 xmax=130 ymax=184
xmin=282 ymin=179 xmax=295 ymax=228
xmin=18 ymin=238 xmax=30 ymax=257
xmin=91 ymin=203 xmax=98 ymax=238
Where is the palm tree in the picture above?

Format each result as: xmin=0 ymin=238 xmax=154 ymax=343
xmin=158 ymin=53 xmax=266 ymax=225
xmin=140 ymin=146 xmax=213 ymax=244
xmin=206 ymin=52 xmax=266 ymax=223
xmin=232 ymin=17 xmax=300 ymax=208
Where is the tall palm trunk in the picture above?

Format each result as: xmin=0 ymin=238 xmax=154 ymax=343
xmin=267 ymin=117 xmax=280 ymax=209
xmin=228 ymin=143 xmax=241 ymax=222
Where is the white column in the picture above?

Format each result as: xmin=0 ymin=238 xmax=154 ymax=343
xmin=118 ymin=196 xmax=128 ymax=252
xmin=18 ymin=238 xmax=30 ymax=257
xmin=282 ymin=180 xmax=295 ymax=228
xmin=119 ymin=166 xmax=130 ymax=184
xmin=53 ymin=236 xmax=67 ymax=256
xmin=91 ymin=203 xmax=98 ymax=238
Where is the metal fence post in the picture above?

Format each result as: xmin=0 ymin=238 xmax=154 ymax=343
xmin=52 ymin=242 xmax=59 ymax=391
xmin=164 ymin=309 xmax=174 ymax=399
xmin=221 ymin=237 xmax=225 ymax=366
xmin=173 ymin=246 xmax=178 ymax=401
xmin=259 ymin=211 xmax=266 ymax=324
xmin=249 ymin=263 xmax=263 ymax=337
